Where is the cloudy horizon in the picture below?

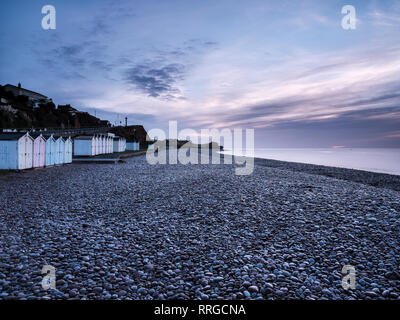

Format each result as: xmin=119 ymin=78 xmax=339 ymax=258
xmin=1 ymin=0 xmax=400 ymax=147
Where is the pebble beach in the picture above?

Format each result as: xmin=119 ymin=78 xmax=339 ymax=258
xmin=0 ymin=154 xmax=399 ymax=300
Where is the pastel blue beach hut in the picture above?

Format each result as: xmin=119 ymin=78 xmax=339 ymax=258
xmin=113 ymin=136 xmax=121 ymax=153
xmin=126 ymin=141 xmax=139 ymax=151
xmin=54 ymin=136 xmax=65 ymax=165
xmin=0 ymin=132 xmax=34 ymax=170
xmin=64 ymin=136 xmax=73 ymax=163
xmin=43 ymin=134 xmax=56 ymax=166
xmin=74 ymin=135 xmax=96 ymax=156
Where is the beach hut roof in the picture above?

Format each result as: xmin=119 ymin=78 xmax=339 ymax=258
xmin=0 ymin=132 xmax=30 ymax=140
xmin=29 ymin=132 xmax=46 ymax=140
xmin=75 ymin=135 xmax=95 ymax=140
xmin=42 ymin=134 xmax=55 ymax=140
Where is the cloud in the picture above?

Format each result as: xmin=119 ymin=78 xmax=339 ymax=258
xmin=125 ymin=62 xmax=186 ymax=99
xmin=53 ymin=44 xmax=87 ymax=67
xmin=385 ymin=131 xmax=400 ymax=139
xmin=80 ymin=1 xmax=136 ymax=37
xmin=369 ymin=10 xmax=400 ymax=27
xmin=123 ymin=39 xmax=218 ymax=100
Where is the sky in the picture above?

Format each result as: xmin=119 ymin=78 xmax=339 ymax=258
xmin=1 ymin=0 xmax=400 ymax=147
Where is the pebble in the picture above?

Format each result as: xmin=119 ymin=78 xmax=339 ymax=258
xmin=0 ymin=154 xmax=398 ymax=300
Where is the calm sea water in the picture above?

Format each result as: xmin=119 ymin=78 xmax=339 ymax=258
xmin=221 ymin=148 xmax=400 ymax=176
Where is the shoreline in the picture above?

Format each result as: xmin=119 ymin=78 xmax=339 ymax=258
xmin=2 ymin=151 xmax=400 ymax=192
xmin=251 ymin=156 xmax=400 ymax=192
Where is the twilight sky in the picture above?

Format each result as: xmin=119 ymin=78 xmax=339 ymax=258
xmin=1 ymin=0 xmax=400 ymax=147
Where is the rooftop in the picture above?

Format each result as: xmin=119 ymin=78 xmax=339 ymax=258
xmin=4 ymin=84 xmax=48 ymax=99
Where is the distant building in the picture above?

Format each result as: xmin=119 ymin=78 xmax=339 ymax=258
xmin=109 ymin=125 xmax=149 ymax=149
xmin=3 ymin=83 xmax=51 ymax=108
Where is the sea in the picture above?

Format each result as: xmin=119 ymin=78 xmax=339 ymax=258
xmin=221 ymin=148 xmax=400 ymax=176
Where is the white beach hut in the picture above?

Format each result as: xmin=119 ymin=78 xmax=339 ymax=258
xmin=121 ymin=138 xmax=126 ymax=152
xmin=30 ymin=133 xmax=46 ymax=168
xmin=74 ymin=135 xmax=95 ymax=156
xmin=0 ymin=132 xmax=34 ymax=170
xmin=108 ymin=136 xmax=113 ymax=153
xmin=43 ymin=135 xmax=56 ymax=166
xmin=64 ymin=136 xmax=73 ymax=163
xmin=105 ymin=136 xmax=109 ymax=154
xmin=54 ymin=136 xmax=65 ymax=165
xmin=94 ymin=135 xmax=99 ymax=155
xmin=102 ymin=135 xmax=106 ymax=154
xmin=98 ymin=135 xmax=103 ymax=155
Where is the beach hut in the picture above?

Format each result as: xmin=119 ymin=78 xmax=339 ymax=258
xmin=43 ymin=135 xmax=56 ymax=166
xmin=98 ymin=135 xmax=103 ymax=155
xmin=113 ymin=136 xmax=122 ymax=152
xmin=126 ymin=141 xmax=139 ymax=151
xmin=0 ymin=132 xmax=34 ymax=170
xmin=102 ymin=135 xmax=106 ymax=154
xmin=54 ymin=136 xmax=65 ymax=165
xmin=121 ymin=138 xmax=126 ymax=152
xmin=108 ymin=136 xmax=113 ymax=153
xmin=30 ymin=133 xmax=46 ymax=168
xmin=105 ymin=136 xmax=110 ymax=154
xmin=74 ymin=135 xmax=96 ymax=156
xmin=94 ymin=135 xmax=99 ymax=155
xmin=64 ymin=136 xmax=73 ymax=163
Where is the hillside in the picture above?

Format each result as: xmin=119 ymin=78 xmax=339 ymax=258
xmin=0 ymin=85 xmax=110 ymax=129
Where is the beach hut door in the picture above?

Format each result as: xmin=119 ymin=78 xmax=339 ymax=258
xmin=18 ymin=138 xmax=25 ymax=169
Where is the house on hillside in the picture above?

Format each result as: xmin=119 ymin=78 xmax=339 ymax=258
xmin=3 ymin=83 xmax=51 ymax=108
